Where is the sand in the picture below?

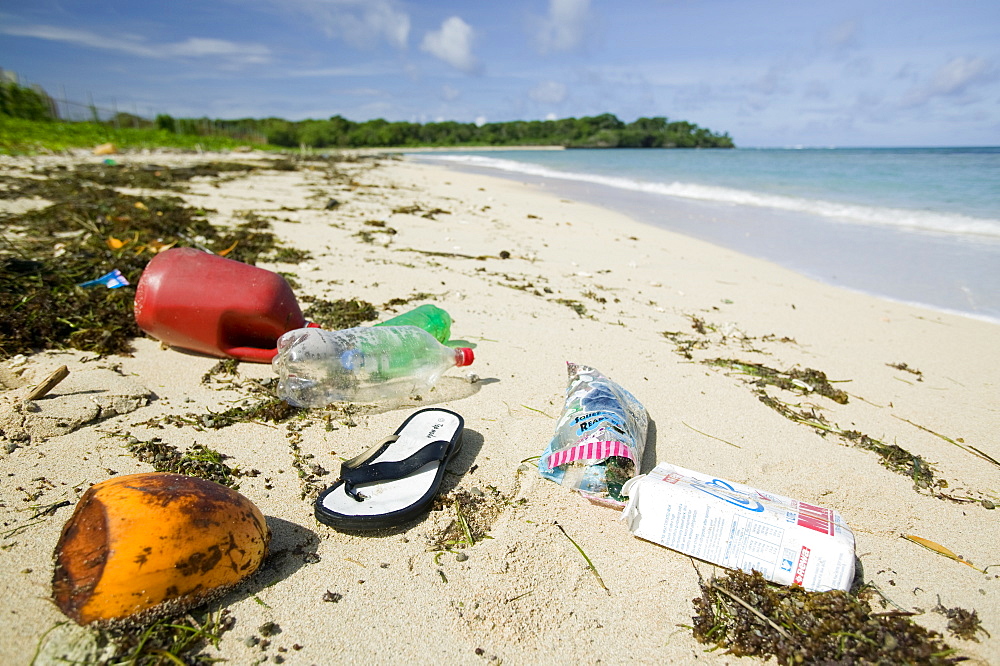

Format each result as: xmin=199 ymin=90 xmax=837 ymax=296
xmin=1 ymin=150 xmax=998 ymax=665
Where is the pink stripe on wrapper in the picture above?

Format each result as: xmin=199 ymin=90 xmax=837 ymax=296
xmin=546 ymin=440 xmax=634 ymax=469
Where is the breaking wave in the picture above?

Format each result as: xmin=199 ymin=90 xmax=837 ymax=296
xmin=419 ymin=153 xmax=1000 ymax=241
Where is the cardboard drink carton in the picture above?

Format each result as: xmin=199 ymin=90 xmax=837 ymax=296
xmin=621 ymin=462 xmax=856 ymax=592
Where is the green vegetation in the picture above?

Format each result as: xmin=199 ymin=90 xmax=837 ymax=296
xmin=262 ymin=112 xmax=734 ymax=149
xmin=0 ymin=116 xmax=263 ymax=155
xmin=1 ymin=79 xmax=734 ymax=154
xmin=0 ymin=80 xmax=54 ymax=121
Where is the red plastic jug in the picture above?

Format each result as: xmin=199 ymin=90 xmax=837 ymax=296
xmin=134 ymin=247 xmax=311 ymax=363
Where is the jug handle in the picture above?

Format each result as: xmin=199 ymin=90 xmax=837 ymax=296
xmin=224 ymin=346 xmax=278 ymax=363
xmin=223 ymin=322 xmax=320 ymax=363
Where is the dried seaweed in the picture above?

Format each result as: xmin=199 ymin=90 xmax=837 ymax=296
xmin=300 ymin=297 xmax=377 ymax=330
xmin=431 ymin=487 xmax=505 ymax=550
xmin=707 ymin=358 xmax=849 ymax=404
xmin=692 ymin=569 xmax=960 ymax=665
xmin=704 ymin=358 xmax=945 ymax=495
xmin=934 ymin=598 xmax=989 ymax=642
xmin=126 ymin=437 xmax=243 ymax=488
xmin=0 ymin=163 xmax=301 ymax=357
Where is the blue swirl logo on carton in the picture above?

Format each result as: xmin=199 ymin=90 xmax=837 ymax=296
xmin=692 ymin=478 xmax=766 ymax=512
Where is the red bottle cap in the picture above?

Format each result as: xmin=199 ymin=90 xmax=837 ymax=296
xmin=455 ymin=347 xmax=475 ymax=366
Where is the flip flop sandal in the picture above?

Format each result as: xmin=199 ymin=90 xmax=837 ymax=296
xmin=314 ymin=407 xmax=465 ymax=530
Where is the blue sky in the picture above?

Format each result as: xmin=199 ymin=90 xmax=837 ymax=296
xmin=1 ymin=0 xmax=998 ymax=147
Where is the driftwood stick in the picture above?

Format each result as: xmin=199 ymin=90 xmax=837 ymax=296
xmin=710 ymin=581 xmax=793 ymax=640
xmin=25 ymin=365 xmax=69 ymax=401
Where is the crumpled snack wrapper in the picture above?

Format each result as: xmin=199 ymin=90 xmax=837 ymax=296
xmin=538 ymin=363 xmax=648 ymax=504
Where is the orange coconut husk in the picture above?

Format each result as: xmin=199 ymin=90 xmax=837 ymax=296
xmin=52 ymin=472 xmax=270 ymax=627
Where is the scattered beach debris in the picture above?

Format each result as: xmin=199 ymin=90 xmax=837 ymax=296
xmin=391 ymin=203 xmax=451 ymax=220
xmin=52 ymin=472 xmax=270 ymax=627
xmin=701 ymin=357 xmax=955 ymax=498
xmin=933 ymin=598 xmax=990 ymax=642
xmin=887 ymin=361 xmax=924 ymax=380
xmin=430 ymin=487 xmax=506 ymax=552
xmin=680 ymin=421 xmax=741 ymax=449
xmin=77 ymin=268 xmax=129 ymax=289
xmin=139 ymin=395 xmax=302 ymax=432
xmin=691 ymin=569 xmax=961 ymax=664
xmin=1 ymin=367 xmax=151 ymax=449
xmin=706 ymin=358 xmax=849 ymax=404
xmin=554 ymin=298 xmax=587 ymax=317
xmin=34 ymin=609 xmax=235 ymax=666
xmin=0 ymin=160 xmax=326 ymax=357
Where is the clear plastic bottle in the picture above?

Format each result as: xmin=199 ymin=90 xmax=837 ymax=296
xmin=273 ymin=326 xmax=474 ymax=407
xmin=373 ymin=304 xmax=452 ymax=343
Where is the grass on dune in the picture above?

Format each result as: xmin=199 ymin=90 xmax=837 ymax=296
xmin=0 ymin=117 xmax=272 ymax=155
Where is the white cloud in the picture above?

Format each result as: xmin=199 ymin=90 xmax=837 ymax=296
xmin=1 ymin=24 xmax=271 ymax=64
xmin=928 ymin=56 xmax=995 ymax=96
xmin=534 ymin=0 xmax=591 ymax=54
xmin=901 ymin=56 xmax=997 ymax=107
xmin=421 ymin=17 xmax=477 ymax=73
xmin=529 ymin=80 xmax=568 ymax=104
xmin=441 ymin=84 xmax=460 ymax=101
xmin=282 ymin=0 xmax=410 ymax=49
xmin=475 ymin=116 xmax=487 ymax=127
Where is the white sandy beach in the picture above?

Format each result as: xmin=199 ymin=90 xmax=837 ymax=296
xmin=1 ymin=150 xmax=998 ymax=664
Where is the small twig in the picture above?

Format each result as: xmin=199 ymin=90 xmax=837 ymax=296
xmin=30 ymin=500 xmax=71 ymax=520
xmin=521 ymin=404 xmax=554 ymax=418
xmin=1 ymin=519 xmax=45 ymax=539
xmin=710 ymin=582 xmax=792 ymax=640
xmin=554 ymin=521 xmax=608 ymax=593
xmin=454 ymin=500 xmax=475 ymax=546
xmin=25 ymin=365 xmax=69 ymax=401
xmin=682 ymin=422 xmax=741 ymax=449
xmin=894 ymin=416 xmax=1000 ymax=469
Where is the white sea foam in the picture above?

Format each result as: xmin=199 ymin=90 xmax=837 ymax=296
xmin=421 ymin=153 xmax=1000 ymax=240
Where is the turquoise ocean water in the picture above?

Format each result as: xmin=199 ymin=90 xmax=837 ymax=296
xmin=414 ymin=148 xmax=1000 ymax=323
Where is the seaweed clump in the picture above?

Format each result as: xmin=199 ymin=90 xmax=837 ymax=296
xmin=704 ymin=358 xmax=943 ymax=494
xmin=431 ymin=487 xmax=507 ymax=550
xmin=0 ymin=165 xmax=290 ymax=357
xmin=706 ymin=359 xmax=849 ymax=404
xmin=98 ymin=609 xmax=235 ymax=665
xmin=301 ymin=297 xmax=377 ymax=329
xmin=127 ymin=438 xmax=243 ymax=487
xmin=692 ymin=570 xmax=960 ymax=665
xmin=934 ymin=599 xmax=989 ymax=642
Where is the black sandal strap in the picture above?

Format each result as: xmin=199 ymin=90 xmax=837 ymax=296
xmin=341 ymin=439 xmax=452 ymax=501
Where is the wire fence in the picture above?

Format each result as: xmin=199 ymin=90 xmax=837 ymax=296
xmin=2 ymin=68 xmax=266 ymax=142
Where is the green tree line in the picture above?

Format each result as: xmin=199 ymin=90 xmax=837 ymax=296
xmin=2 ymin=79 xmax=733 ymax=149
xmin=239 ymin=112 xmax=734 ymax=149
